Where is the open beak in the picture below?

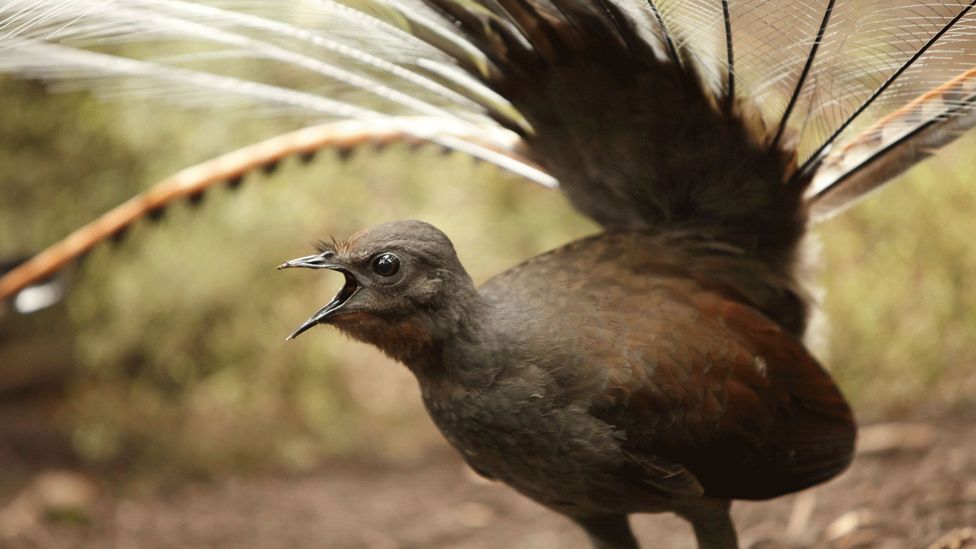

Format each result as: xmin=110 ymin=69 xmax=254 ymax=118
xmin=277 ymin=252 xmax=360 ymax=340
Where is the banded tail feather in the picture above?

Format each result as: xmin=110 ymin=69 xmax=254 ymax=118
xmin=0 ymin=0 xmax=974 ymax=301
xmin=808 ymin=67 xmax=976 ymax=220
xmin=0 ymin=118 xmax=547 ymax=300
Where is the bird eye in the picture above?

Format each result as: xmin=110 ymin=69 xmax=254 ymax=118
xmin=371 ymin=253 xmax=400 ymax=277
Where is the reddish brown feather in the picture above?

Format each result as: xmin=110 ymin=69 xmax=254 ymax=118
xmin=484 ymin=231 xmax=855 ymax=501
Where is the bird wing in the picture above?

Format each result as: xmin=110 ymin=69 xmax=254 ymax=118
xmin=480 ymin=232 xmax=855 ymax=498
xmin=2 ymin=1 xmax=976 ymax=297
xmin=580 ymin=277 xmax=856 ymax=500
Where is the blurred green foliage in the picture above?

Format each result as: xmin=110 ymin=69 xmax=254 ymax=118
xmin=1 ymin=75 xmax=974 ymax=480
xmin=0 ymin=80 xmax=148 ymax=252
xmin=818 ymin=134 xmax=976 ymax=416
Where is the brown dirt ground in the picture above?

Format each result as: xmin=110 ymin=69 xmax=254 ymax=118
xmin=2 ymin=406 xmax=976 ymax=549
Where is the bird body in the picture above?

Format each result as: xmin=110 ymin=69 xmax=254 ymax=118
xmin=281 ymin=222 xmax=854 ymax=547
xmin=475 ymin=231 xmax=855 ymax=503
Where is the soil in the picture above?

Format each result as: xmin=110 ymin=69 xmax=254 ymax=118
xmin=2 ymin=407 xmax=975 ymax=549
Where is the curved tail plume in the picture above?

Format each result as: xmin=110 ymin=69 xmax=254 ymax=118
xmin=808 ymin=67 xmax=976 ymax=220
xmin=1 ymin=0 xmax=974 ymax=299
xmin=0 ymin=118 xmax=546 ymax=300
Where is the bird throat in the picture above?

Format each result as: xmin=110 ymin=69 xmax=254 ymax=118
xmin=332 ymin=290 xmax=494 ymax=384
xmin=333 ymin=313 xmax=436 ymax=366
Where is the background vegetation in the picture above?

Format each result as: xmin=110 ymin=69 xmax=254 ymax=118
xmin=1 ymin=74 xmax=974 ymax=482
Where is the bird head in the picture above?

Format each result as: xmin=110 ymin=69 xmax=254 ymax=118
xmin=278 ymin=220 xmax=476 ymax=362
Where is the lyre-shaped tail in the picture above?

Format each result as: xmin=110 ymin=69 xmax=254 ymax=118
xmin=1 ymin=0 xmax=975 ymax=303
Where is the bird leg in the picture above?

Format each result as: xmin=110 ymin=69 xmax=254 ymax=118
xmin=571 ymin=513 xmax=639 ymax=549
xmin=676 ymin=499 xmax=739 ymax=549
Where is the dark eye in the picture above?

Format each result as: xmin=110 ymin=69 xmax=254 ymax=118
xmin=371 ymin=253 xmax=400 ymax=277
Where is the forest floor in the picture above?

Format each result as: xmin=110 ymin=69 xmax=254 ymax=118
xmin=1 ymin=405 xmax=975 ymax=549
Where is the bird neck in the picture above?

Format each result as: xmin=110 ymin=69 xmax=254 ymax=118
xmin=400 ymin=286 xmax=503 ymax=389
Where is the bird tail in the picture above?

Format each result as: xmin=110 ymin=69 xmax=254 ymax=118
xmin=1 ymin=1 xmax=975 ymax=298
xmin=807 ymin=67 xmax=976 ymax=221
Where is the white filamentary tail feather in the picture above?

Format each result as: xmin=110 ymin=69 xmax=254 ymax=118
xmin=1 ymin=1 xmax=496 ymax=121
xmin=2 ymin=1 xmax=973 ymax=162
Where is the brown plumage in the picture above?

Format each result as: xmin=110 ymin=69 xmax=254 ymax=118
xmin=278 ymin=222 xmax=854 ymax=548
